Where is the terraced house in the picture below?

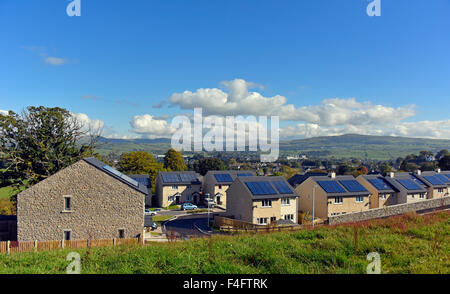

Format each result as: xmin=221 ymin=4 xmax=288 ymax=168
xmin=226 ymin=176 xmax=298 ymax=225
xmin=203 ymin=170 xmax=256 ymax=209
xmin=17 ymin=157 xmax=148 ymax=242
xmin=155 ymin=171 xmax=202 ymax=207
xmin=296 ymin=173 xmax=371 ymax=220
xmin=357 ymin=174 xmax=399 ymax=208
xmin=413 ymin=170 xmax=449 ymax=199
xmin=383 ymin=172 xmax=428 ymax=204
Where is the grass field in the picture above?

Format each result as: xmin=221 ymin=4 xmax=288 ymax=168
xmin=0 ymin=211 xmax=448 ymax=274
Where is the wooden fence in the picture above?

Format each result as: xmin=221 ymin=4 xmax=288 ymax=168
xmin=0 ymin=237 xmax=141 ymax=255
xmin=214 ymin=215 xmax=302 ymax=234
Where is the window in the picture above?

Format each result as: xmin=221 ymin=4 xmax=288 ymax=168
xmin=218 ymin=185 xmax=222 ymax=189
xmin=334 ymin=197 xmax=343 ymax=204
xmin=270 ymin=217 xmax=277 ymax=223
xmin=281 ymin=198 xmax=290 ymax=206
xmin=438 ymin=188 xmax=443 ymax=193
xmin=168 ymin=195 xmax=175 ymax=202
xmin=63 ymin=230 xmax=71 ymax=241
xmin=261 ymin=199 xmax=272 ymax=207
xmin=419 ymin=193 xmax=425 ymax=199
xmin=356 ymin=196 xmax=364 ymax=203
xmin=187 ymin=185 xmax=192 ymax=189
xmin=64 ymin=196 xmax=71 ymax=211
xmin=284 ymin=214 xmax=294 ymax=221
xmin=118 ymin=229 xmax=125 ymax=239
xmin=257 ymin=218 xmax=268 ymax=225
xmin=380 ymin=194 xmax=386 ymax=200
xmin=172 ymin=185 xmax=178 ymax=190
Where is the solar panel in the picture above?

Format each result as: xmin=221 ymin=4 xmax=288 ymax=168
xmin=317 ymin=181 xmax=346 ymax=193
xmin=245 ymin=181 xmax=277 ymax=195
xmin=435 ymin=174 xmax=450 ymax=184
xmin=272 ymin=181 xmax=294 ymax=194
xmin=180 ymin=173 xmax=197 ymax=182
xmin=397 ymin=179 xmax=422 ymax=190
xmin=237 ymin=173 xmax=253 ymax=177
xmin=410 ymin=175 xmax=426 ymax=186
xmin=423 ymin=175 xmax=445 ymax=186
xmin=103 ymin=165 xmax=139 ymax=187
xmin=214 ymin=174 xmax=233 ymax=182
xmin=131 ymin=177 xmax=150 ymax=187
xmin=367 ymin=178 xmax=392 ymax=191
xmin=161 ymin=173 xmax=180 ymax=183
xmin=338 ymin=180 xmax=367 ymax=192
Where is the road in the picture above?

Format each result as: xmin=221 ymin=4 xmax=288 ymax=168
xmin=163 ymin=214 xmax=214 ymax=238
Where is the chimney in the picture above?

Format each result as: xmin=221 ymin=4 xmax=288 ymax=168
xmin=330 ymin=172 xmax=336 ymax=179
xmin=436 ymin=168 xmax=441 ymax=173
xmin=388 ymin=172 xmax=394 ymax=178
xmin=415 ymin=170 xmax=421 ymax=176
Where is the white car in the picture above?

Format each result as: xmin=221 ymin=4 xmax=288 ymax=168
xmin=145 ymin=209 xmax=157 ymax=216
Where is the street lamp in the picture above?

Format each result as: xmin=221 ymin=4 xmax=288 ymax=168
xmin=205 ymin=193 xmax=211 ymax=228
xmin=312 ymin=184 xmax=317 ymax=227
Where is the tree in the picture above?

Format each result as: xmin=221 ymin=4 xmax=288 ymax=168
xmin=380 ymin=162 xmax=393 ymax=174
xmin=0 ymin=106 xmax=100 ymax=188
xmin=164 ymin=148 xmax=186 ymax=171
xmin=438 ymin=155 xmax=450 ymax=170
xmin=436 ymin=149 xmax=449 ymax=160
xmin=119 ymin=151 xmax=165 ymax=192
xmin=399 ymin=160 xmax=420 ymax=172
xmin=420 ymin=162 xmax=437 ymax=171
xmin=353 ymin=165 xmax=369 ymax=177
xmin=195 ymin=158 xmax=227 ymax=176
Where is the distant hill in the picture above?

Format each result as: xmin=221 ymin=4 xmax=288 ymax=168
xmin=93 ymin=134 xmax=450 ymax=160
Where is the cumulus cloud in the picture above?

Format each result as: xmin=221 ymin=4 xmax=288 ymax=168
xmin=70 ymin=112 xmax=105 ymax=134
xmin=130 ymin=114 xmax=176 ymax=138
xmin=0 ymin=109 xmax=8 ymax=116
xmin=166 ymin=79 xmax=415 ymax=127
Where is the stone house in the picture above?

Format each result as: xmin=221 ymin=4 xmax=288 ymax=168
xmin=203 ymin=170 xmax=255 ymax=209
xmin=155 ymin=171 xmax=202 ymax=207
xmin=226 ymin=176 xmax=298 ymax=225
xmin=357 ymin=174 xmax=399 ymax=208
xmin=17 ymin=157 xmax=148 ymax=241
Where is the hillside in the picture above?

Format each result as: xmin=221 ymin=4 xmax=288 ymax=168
xmin=0 ymin=211 xmax=448 ymax=274
xmin=93 ymin=134 xmax=450 ymax=160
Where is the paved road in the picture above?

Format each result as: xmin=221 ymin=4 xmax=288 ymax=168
xmin=163 ymin=214 xmax=214 ymax=238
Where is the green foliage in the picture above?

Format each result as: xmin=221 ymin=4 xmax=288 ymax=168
xmin=0 ymin=212 xmax=448 ymax=273
xmin=420 ymin=162 xmax=437 ymax=171
xmin=379 ymin=162 xmax=393 ymax=174
xmin=438 ymin=155 xmax=450 ymax=170
xmin=0 ymin=106 xmax=98 ymax=188
xmin=400 ymin=160 xmax=420 ymax=172
xmin=194 ymin=157 xmax=227 ymax=176
xmin=0 ymin=198 xmax=16 ymax=215
xmin=164 ymin=148 xmax=187 ymax=171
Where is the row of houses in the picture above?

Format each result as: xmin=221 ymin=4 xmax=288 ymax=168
xmin=11 ymin=156 xmax=450 ymax=241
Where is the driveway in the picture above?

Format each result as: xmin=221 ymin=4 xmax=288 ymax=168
xmin=163 ymin=214 xmax=215 ymax=238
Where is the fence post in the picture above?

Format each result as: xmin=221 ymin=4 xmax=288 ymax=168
xmin=61 ymin=239 xmax=64 ymax=249
xmin=34 ymin=240 xmax=37 ymax=251
xmin=6 ymin=241 xmax=10 ymax=255
xmin=113 ymin=238 xmax=116 ymax=247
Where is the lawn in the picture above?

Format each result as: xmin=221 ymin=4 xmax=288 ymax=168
xmin=152 ymin=215 xmax=174 ymax=226
xmin=0 ymin=211 xmax=448 ymax=274
xmin=0 ymin=184 xmax=25 ymax=199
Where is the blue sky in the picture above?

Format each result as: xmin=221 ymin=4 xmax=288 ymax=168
xmin=1 ymin=0 xmax=449 ymax=139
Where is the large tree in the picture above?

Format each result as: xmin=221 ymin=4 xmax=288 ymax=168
xmin=118 ymin=151 xmax=165 ymax=189
xmin=438 ymin=155 xmax=450 ymax=170
xmin=163 ymin=148 xmax=187 ymax=171
xmin=194 ymin=157 xmax=227 ymax=176
xmin=0 ymin=106 xmax=100 ymax=188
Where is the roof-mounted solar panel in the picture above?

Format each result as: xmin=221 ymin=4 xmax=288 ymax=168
xmin=397 ymin=179 xmax=422 ymax=190
xmin=367 ymin=178 xmax=393 ymax=191
xmin=103 ymin=165 xmax=139 ymax=187
xmin=245 ymin=181 xmax=277 ymax=195
xmin=317 ymin=181 xmax=346 ymax=193
xmin=180 ymin=173 xmax=197 ymax=182
xmin=423 ymin=175 xmax=445 ymax=186
xmin=214 ymin=174 xmax=233 ymax=182
xmin=435 ymin=174 xmax=450 ymax=184
xmin=162 ymin=173 xmax=181 ymax=183
xmin=338 ymin=180 xmax=367 ymax=192
xmin=410 ymin=175 xmax=426 ymax=186
xmin=237 ymin=173 xmax=253 ymax=177
xmin=272 ymin=181 xmax=294 ymax=194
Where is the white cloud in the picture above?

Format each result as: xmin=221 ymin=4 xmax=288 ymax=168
xmin=0 ymin=109 xmax=8 ymax=116
xmin=44 ymin=57 xmax=67 ymax=66
xmin=166 ymin=79 xmax=415 ymax=127
xmin=70 ymin=112 xmax=104 ymax=134
xmin=130 ymin=114 xmax=176 ymax=138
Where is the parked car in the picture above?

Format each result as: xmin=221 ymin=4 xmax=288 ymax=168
xmin=145 ymin=208 xmax=157 ymax=216
xmin=181 ymin=203 xmax=198 ymax=210
xmin=203 ymin=198 xmax=216 ymax=208
xmin=151 ymin=222 xmax=158 ymax=230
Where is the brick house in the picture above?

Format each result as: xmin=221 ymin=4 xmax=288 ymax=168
xmin=17 ymin=157 xmax=148 ymax=241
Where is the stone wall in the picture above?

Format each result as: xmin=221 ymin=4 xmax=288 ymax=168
xmin=328 ymin=196 xmax=450 ymax=225
xmin=17 ymin=160 xmax=145 ymax=241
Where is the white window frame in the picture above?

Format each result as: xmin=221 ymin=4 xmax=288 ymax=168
xmin=334 ymin=197 xmax=343 ymax=204
xmin=281 ymin=198 xmax=290 ymax=206
xmin=419 ymin=193 xmax=425 ymax=199
xmin=380 ymin=194 xmax=386 ymax=200
xmin=356 ymin=196 xmax=364 ymax=203
xmin=172 ymin=185 xmax=178 ymax=190
xmin=257 ymin=218 xmax=268 ymax=225
xmin=261 ymin=199 xmax=272 ymax=208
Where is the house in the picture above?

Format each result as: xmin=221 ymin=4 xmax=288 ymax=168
xmin=409 ymin=170 xmax=449 ymax=199
xmin=357 ymin=174 xmax=399 ymax=208
xmin=296 ymin=173 xmax=371 ymax=219
xmin=155 ymin=171 xmax=202 ymax=207
xmin=226 ymin=176 xmax=299 ymax=225
xmin=128 ymin=174 xmax=152 ymax=207
xmin=383 ymin=172 xmax=428 ymax=204
xmin=203 ymin=170 xmax=256 ymax=209
xmin=17 ymin=157 xmax=148 ymax=241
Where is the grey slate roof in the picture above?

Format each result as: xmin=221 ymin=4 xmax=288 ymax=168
xmin=235 ymin=176 xmax=299 ymax=200
xmin=383 ymin=173 xmax=427 ymax=194
xmin=83 ymin=157 xmax=149 ymax=195
xmin=309 ymin=175 xmax=371 ymax=197
xmin=288 ymin=172 xmax=328 ymax=187
xmin=206 ymin=170 xmax=256 ymax=185
xmin=415 ymin=171 xmax=448 ymax=188
xmin=158 ymin=171 xmax=201 ymax=185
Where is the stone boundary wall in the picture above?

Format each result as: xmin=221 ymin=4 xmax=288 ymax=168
xmin=328 ymin=196 xmax=450 ymax=225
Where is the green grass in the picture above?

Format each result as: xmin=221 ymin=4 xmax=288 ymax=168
xmin=0 ymin=185 xmax=25 ymax=199
xmin=0 ymin=211 xmax=449 ymax=274
xmin=152 ymin=215 xmax=174 ymax=226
